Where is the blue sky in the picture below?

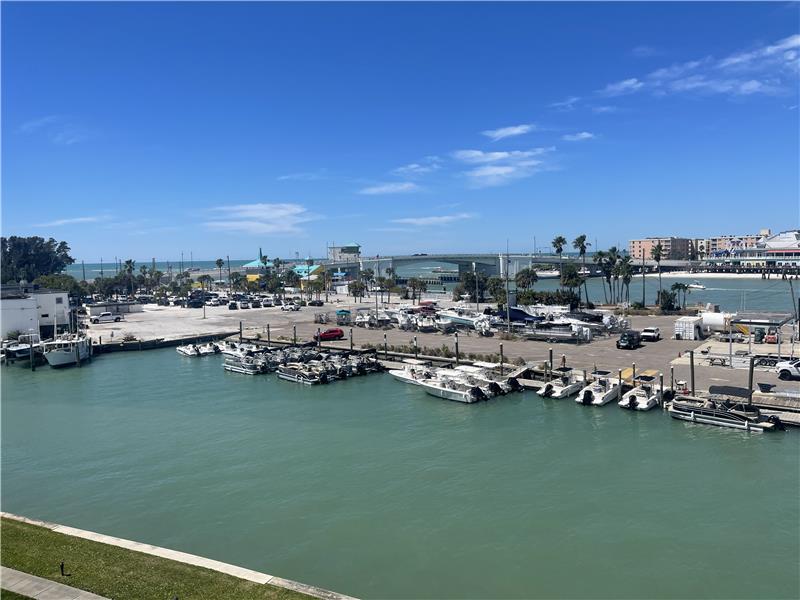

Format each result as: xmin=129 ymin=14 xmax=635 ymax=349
xmin=2 ymin=2 xmax=798 ymax=262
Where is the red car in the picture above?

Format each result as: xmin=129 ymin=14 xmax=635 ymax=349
xmin=314 ymin=328 xmax=345 ymax=341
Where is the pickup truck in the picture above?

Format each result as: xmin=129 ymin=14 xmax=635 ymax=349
xmin=775 ymin=359 xmax=800 ymax=381
xmin=90 ymin=312 xmax=122 ymax=324
xmin=641 ymin=327 xmax=661 ymax=342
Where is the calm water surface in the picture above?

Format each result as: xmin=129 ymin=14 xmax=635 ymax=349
xmin=3 ymin=350 xmax=798 ymax=599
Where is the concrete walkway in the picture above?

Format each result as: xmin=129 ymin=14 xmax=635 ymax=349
xmin=1 ymin=566 xmax=108 ymax=599
xmin=2 ymin=513 xmax=357 ymax=600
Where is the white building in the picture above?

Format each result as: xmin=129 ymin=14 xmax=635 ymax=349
xmin=0 ymin=285 xmax=70 ymax=338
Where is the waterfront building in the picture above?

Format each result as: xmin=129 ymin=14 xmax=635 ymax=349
xmin=628 ymin=237 xmax=692 ymax=260
xmin=0 ymin=284 xmax=70 ymax=338
xmin=702 ymin=230 xmax=800 ymax=272
xmin=327 ymin=242 xmax=361 ymax=262
xmin=692 ymin=229 xmax=771 ymax=259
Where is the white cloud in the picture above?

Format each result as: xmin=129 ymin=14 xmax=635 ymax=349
xmin=549 ymin=96 xmax=580 ymax=111
xmin=718 ymin=34 xmax=800 ymax=70
xmin=648 ymin=59 xmax=705 ymax=81
xmin=452 ymin=148 xmax=552 ymax=164
xmin=562 ymin=131 xmax=595 ymax=142
xmin=464 ymin=162 xmax=545 ymax=187
xmin=481 ymin=123 xmax=535 ymax=141
xmin=393 ymin=156 xmax=441 ymax=176
xmin=358 ymin=182 xmax=420 ymax=195
xmin=592 ymin=105 xmax=617 ymax=114
xmin=392 ymin=213 xmax=474 ymax=226
xmin=19 ymin=115 xmax=90 ymax=145
xmin=277 ymin=170 xmax=328 ymax=181
xmin=205 ymin=203 xmax=318 ymax=234
xmin=34 ymin=216 xmax=104 ymax=227
xmin=598 ymin=78 xmax=644 ymax=96
xmin=632 ymin=45 xmax=659 ymax=58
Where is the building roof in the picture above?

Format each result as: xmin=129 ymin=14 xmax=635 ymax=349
xmin=242 ymin=259 xmax=274 ymax=269
xmin=731 ymin=312 xmax=794 ymax=327
xmin=293 ymin=264 xmax=322 ymax=277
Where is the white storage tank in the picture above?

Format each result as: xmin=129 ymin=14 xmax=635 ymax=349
xmin=700 ymin=311 xmax=735 ymax=331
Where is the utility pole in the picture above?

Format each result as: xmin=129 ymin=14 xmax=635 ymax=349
xmin=472 ymin=262 xmax=478 ymax=311
xmin=227 ymin=255 xmax=231 ymax=295
xmin=641 ymin=248 xmax=646 ymax=307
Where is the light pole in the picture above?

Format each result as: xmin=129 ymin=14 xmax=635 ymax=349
xmin=472 ymin=262 xmax=478 ymax=311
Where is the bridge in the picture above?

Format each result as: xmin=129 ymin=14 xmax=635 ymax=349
xmin=324 ymin=253 xmax=693 ymax=280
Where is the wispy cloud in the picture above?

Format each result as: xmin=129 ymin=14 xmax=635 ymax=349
xmin=359 ymin=182 xmax=420 ymax=195
xmin=632 ymin=45 xmax=659 ymax=58
xmin=392 ymin=156 xmax=441 ymax=176
xmin=549 ymin=96 xmax=580 ymax=111
xmin=562 ymin=131 xmax=595 ymax=142
xmin=204 ymin=203 xmax=318 ymax=235
xmin=481 ymin=123 xmax=535 ymax=141
xmin=598 ymin=78 xmax=645 ymax=96
xmin=452 ymin=148 xmax=552 ymax=164
xmin=277 ymin=170 xmax=329 ymax=181
xmin=19 ymin=115 xmax=90 ymax=145
xmin=592 ymin=105 xmax=617 ymax=114
xmin=34 ymin=216 xmax=105 ymax=227
xmin=596 ymin=34 xmax=800 ymax=100
xmin=392 ymin=213 xmax=475 ymax=226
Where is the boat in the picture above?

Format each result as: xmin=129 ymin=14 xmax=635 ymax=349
xmin=5 ymin=333 xmax=44 ymax=362
xmin=437 ymin=308 xmax=494 ymax=335
xmin=277 ymin=364 xmax=326 ymax=385
xmin=534 ymin=269 xmax=561 ymax=279
xmin=43 ymin=335 xmax=91 ymax=368
xmin=196 ymin=342 xmax=220 ymax=356
xmin=223 ymin=356 xmax=263 ymax=375
xmin=415 ymin=315 xmax=438 ymax=333
xmin=688 ymin=280 xmax=706 ymax=290
xmin=416 ymin=374 xmax=488 ymax=403
xmin=619 ymin=375 xmax=661 ymax=411
xmin=389 ymin=365 xmax=435 ymax=386
xmin=176 ymin=344 xmax=200 ymax=357
xmin=435 ymin=317 xmax=456 ymax=334
xmin=668 ymin=396 xmax=783 ymax=432
xmin=537 ymin=367 xmax=583 ymax=399
xmin=576 ymin=370 xmax=621 ymax=406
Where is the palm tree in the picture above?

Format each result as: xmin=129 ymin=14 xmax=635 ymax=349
xmin=618 ymin=256 xmax=633 ymax=303
xmin=385 ymin=267 xmax=395 ymax=304
xmin=572 ymin=234 xmax=591 ymax=305
xmin=515 ymin=267 xmax=538 ymax=291
xmin=123 ymin=259 xmax=136 ymax=295
xmin=261 ymin=254 xmax=269 ymax=273
xmin=606 ymin=246 xmax=620 ymax=303
xmin=671 ymin=282 xmax=689 ymax=309
xmin=651 ymin=243 xmax=664 ymax=303
xmin=229 ymin=271 xmax=245 ymax=291
xmin=552 ymin=236 xmax=567 ymax=287
xmin=561 ymin=264 xmax=583 ymax=303
xmin=215 ymin=258 xmax=224 ymax=284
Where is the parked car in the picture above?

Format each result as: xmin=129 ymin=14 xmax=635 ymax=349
xmin=251 ymin=299 xmax=262 ymax=308
xmin=208 ymin=298 xmax=220 ymax=306
xmin=90 ymin=311 xmax=122 ymax=324
xmin=775 ymin=359 xmax=800 ymax=380
xmin=641 ymin=327 xmax=661 ymax=342
xmin=240 ymin=301 xmax=250 ymax=309
xmin=281 ymin=303 xmax=300 ymax=311
xmin=616 ymin=330 xmax=642 ymax=350
xmin=765 ymin=327 xmax=779 ymax=344
xmin=308 ymin=299 xmax=324 ymax=307
xmin=314 ymin=328 xmax=345 ymax=341
xmin=228 ymin=301 xmax=238 ymax=310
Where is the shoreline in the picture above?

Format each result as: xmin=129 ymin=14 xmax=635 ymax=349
xmin=642 ymin=271 xmax=782 ymax=280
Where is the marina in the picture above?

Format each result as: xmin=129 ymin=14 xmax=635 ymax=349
xmin=2 ymin=347 xmax=798 ymax=598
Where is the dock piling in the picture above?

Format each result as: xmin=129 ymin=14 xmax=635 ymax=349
xmin=670 ymin=366 xmax=674 ymax=391
xmin=239 ymin=321 xmax=243 ymax=343
xmin=632 ymin=362 xmax=636 ymax=381
xmin=689 ymin=350 xmax=695 ymax=396
xmin=317 ymin=328 xmax=321 ymax=349
xmin=454 ymin=332 xmax=459 ymax=365
xmin=293 ymin=325 xmax=297 ymax=345
xmin=349 ymin=328 xmax=353 ymax=351
xmin=29 ymin=341 xmax=35 ymax=372
xmin=618 ymin=368 xmax=622 ymax=392
xmin=747 ymin=356 xmax=755 ymax=405
xmin=413 ymin=335 xmax=418 ymax=359
xmin=383 ymin=333 xmax=388 ymax=358
xmin=659 ymin=372 xmax=664 ymax=408
xmin=267 ymin=324 xmax=271 ymax=346
xmin=499 ymin=343 xmax=504 ymax=375
xmin=548 ymin=347 xmax=553 ymax=371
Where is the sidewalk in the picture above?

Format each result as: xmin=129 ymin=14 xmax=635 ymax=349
xmin=0 ymin=565 xmax=108 ymax=600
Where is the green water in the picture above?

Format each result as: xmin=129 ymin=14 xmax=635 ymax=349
xmin=2 ymin=350 xmax=798 ymax=599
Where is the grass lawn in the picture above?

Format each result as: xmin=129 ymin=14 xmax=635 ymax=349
xmin=1 ymin=590 xmax=31 ymax=600
xmin=1 ymin=518 xmax=311 ymax=600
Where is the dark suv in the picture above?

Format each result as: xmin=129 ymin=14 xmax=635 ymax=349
xmin=616 ymin=330 xmax=642 ymax=350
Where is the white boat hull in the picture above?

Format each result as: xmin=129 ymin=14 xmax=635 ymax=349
xmin=538 ymin=381 xmax=582 ymax=399
xmin=576 ymin=384 xmax=621 ymax=406
xmin=668 ymin=407 xmax=766 ymax=431
xmin=44 ymin=344 xmax=91 ymax=368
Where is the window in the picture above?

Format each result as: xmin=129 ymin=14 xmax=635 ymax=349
xmin=41 ymin=314 xmax=49 ymax=318
xmin=56 ymin=297 xmax=63 ymax=304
